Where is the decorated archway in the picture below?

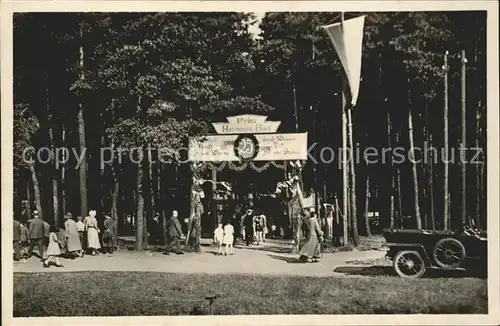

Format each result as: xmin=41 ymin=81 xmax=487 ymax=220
xmin=186 ymin=114 xmax=310 ymax=252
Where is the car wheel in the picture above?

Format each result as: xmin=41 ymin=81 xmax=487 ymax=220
xmin=432 ymin=237 xmax=466 ymax=269
xmin=393 ymin=250 xmax=426 ymax=279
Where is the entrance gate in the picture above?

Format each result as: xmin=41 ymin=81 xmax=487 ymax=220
xmin=186 ymin=114 xmax=309 ymax=251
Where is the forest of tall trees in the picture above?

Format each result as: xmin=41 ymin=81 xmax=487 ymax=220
xmin=13 ymin=12 xmax=487 ymax=249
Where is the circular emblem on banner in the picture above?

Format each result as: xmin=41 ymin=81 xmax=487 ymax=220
xmin=234 ymin=134 xmax=259 ymax=162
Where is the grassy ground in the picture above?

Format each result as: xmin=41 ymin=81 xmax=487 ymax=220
xmin=14 ymin=271 xmax=487 ymax=316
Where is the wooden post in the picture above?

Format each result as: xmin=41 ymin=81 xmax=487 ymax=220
xmin=311 ymin=41 xmax=320 ymax=214
xmin=341 ymin=97 xmax=349 ymax=244
xmin=341 ymin=12 xmax=349 ymax=246
xmin=443 ymin=50 xmax=450 ymax=230
xmin=476 ymin=110 xmax=483 ymax=229
xmin=461 ymin=50 xmax=467 ymax=226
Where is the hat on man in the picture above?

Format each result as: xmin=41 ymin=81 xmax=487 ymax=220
xmin=64 ymin=212 xmax=73 ymax=219
xmin=33 ymin=210 xmax=39 ymax=216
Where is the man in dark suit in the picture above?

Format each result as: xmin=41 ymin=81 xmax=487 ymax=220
xmin=13 ymin=219 xmax=21 ymax=261
xmin=149 ymin=213 xmax=163 ymax=246
xmin=164 ymin=210 xmax=185 ymax=255
xmin=27 ymin=210 xmax=45 ymax=258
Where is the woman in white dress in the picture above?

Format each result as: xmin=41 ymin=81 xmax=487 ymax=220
xmin=222 ymin=221 xmax=234 ymax=256
xmin=43 ymin=225 xmax=64 ymax=267
xmin=85 ymin=210 xmax=101 ymax=255
xmin=64 ymin=213 xmax=83 ymax=258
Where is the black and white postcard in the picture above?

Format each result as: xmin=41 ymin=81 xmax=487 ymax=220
xmin=2 ymin=1 xmax=499 ymax=325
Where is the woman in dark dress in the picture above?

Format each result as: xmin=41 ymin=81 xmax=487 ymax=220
xmin=102 ymin=214 xmax=115 ymax=255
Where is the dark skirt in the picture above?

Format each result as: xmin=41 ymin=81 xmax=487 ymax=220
xmin=102 ymin=230 xmax=114 ymax=248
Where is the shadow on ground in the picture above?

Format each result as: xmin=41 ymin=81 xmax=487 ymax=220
xmin=334 ymin=265 xmax=395 ymax=277
xmin=267 ymin=254 xmax=305 ymax=264
xmin=334 ymin=265 xmax=487 ymax=279
xmin=241 ymin=245 xmax=293 ymax=254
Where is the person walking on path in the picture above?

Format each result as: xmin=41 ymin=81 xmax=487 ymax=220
xmin=19 ymin=222 xmax=30 ymax=260
xmin=64 ymin=213 xmax=83 ymax=258
xmin=13 ymin=218 xmax=21 ymax=261
xmin=298 ymin=209 xmax=324 ymax=263
xmin=85 ymin=210 xmax=101 ymax=255
xmin=43 ymin=225 xmax=64 ymax=268
xmin=27 ymin=211 xmax=45 ymax=259
xmin=243 ymin=208 xmax=255 ymax=246
xmin=164 ymin=210 xmax=185 ymax=255
xmin=254 ymin=214 xmax=265 ymax=246
xmin=102 ymin=214 xmax=115 ymax=255
xmin=223 ymin=220 xmax=235 ymax=256
xmin=150 ymin=213 xmax=163 ymax=246
xmin=42 ymin=220 xmax=50 ymax=259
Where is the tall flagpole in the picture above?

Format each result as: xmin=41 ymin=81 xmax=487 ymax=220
xmin=461 ymin=50 xmax=467 ymax=226
xmin=443 ymin=50 xmax=449 ymax=230
xmin=341 ymin=12 xmax=349 ymax=246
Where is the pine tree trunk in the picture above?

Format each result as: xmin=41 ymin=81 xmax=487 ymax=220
xmin=396 ymin=168 xmax=403 ymax=227
xmin=395 ymin=131 xmax=403 ymax=227
xmin=26 ymin=178 xmax=32 ymax=220
xmin=111 ymin=164 xmax=119 ymax=248
xmin=347 ymin=108 xmax=359 ymax=245
xmin=408 ymin=109 xmax=422 ymax=229
xmin=78 ymin=22 xmax=88 ymax=218
xmin=47 ymin=85 xmax=59 ymax=225
xmin=100 ymin=134 xmax=105 ymax=212
xmin=390 ymin=195 xmax=395 ymax=228
xmin=29 ymin=164 xmax=43 ymax=220
xmin=159 ymin=164 xmax=167 ymax=245
xmin=135 ymin=157 xmax=144 ymax=251
xmin=428 ymin=134 xmax=435 ymax=230
xmin=61 ymin=127 xmax=66 ymax=215
xmin=364 ymin=174 xmax=371 ymax=236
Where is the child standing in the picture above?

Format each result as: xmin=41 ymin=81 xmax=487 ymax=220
xmin=222 ymin=221 xmax=234 ymax=256
xmin=213 ymin=223 xmax=224 ymax=256
xmin=75 ymin=216 xmax=86 ymax=256
xmin=43 ymin=225 xmax=64 ymax=268
xmin=254 ymin=215 xmax=264 ymax=245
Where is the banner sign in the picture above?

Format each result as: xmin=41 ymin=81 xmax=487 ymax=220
xmin=212 ymin=114 xmax=281 ymax=134
xmin=189 ymin=133 xmax=308 ymax=162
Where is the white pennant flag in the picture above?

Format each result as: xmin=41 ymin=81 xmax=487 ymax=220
xmin=322 ymin=15 xmax=365 ymax=106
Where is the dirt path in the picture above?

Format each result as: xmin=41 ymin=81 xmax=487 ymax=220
xmin=14 ymin=240 xmax=386 ymax=277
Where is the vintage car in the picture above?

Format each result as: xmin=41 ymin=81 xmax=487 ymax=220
xmin=382 ymin=224 xmax=487 ymax=279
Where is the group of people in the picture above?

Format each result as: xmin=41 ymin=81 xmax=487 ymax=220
xmin=238 ymin=208 xmax=268 ymax=246
xmin=13 ymin=209 xmax=117 ymax=267
xmin=13 ymin=200 xmax=326 ymax=265
xmin=211 ymin=207 xmax=266 ymax=256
